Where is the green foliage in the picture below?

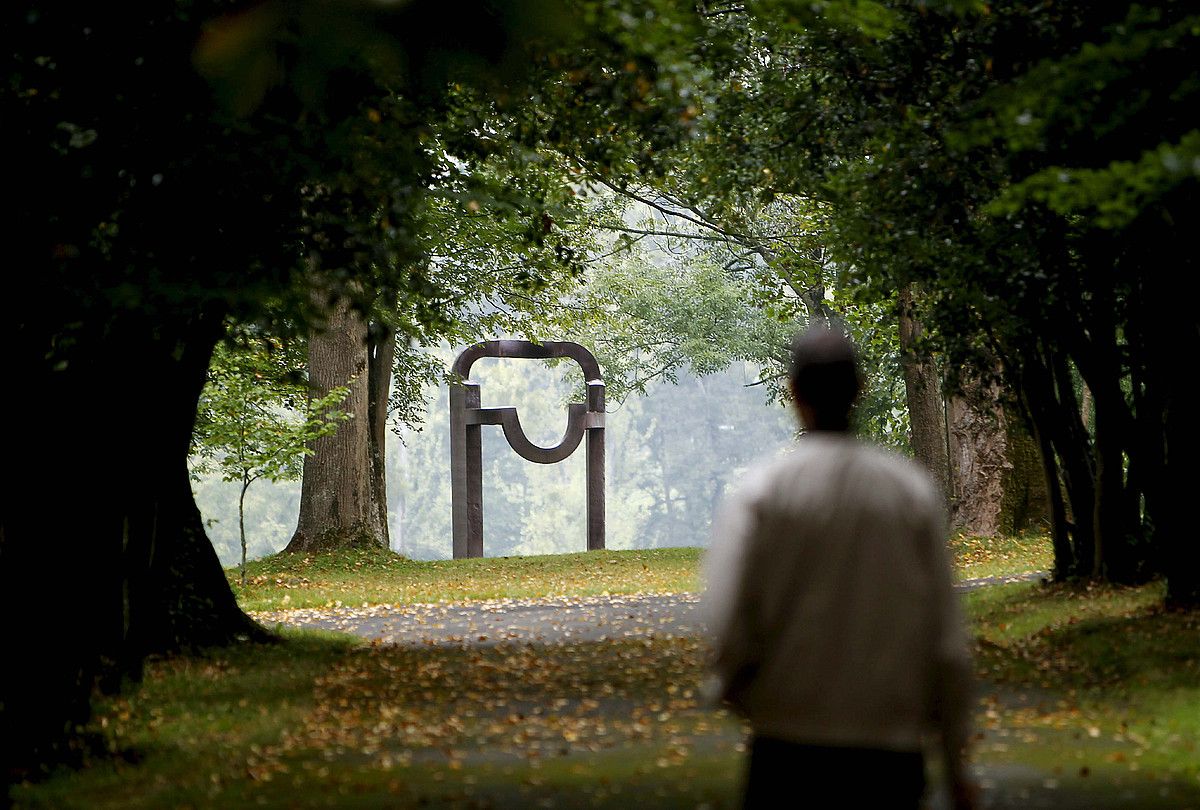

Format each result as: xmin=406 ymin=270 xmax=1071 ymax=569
xmin=192 ymin=338 xmax=349 ymax=486
xmin=191 ymin=335 xmax=351 ymax=582
xmin=562 ymin=195 xmax=910 ymax=450
xmin=989 ymin=130 xmax=1200 ymax=228
xmin=649 ymin=0 xmax=1200 ymax=595
xmin=571 ymin=260 xmax=793 ymax=400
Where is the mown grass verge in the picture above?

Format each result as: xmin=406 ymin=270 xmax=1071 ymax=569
xmin=231 ymin=547 xmax=703 ymax=612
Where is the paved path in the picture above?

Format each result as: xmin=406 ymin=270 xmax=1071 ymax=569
xmin=956 ymin=570 xmax=1049 ymax=592
xmin=251 ymin=572 xmax=1048 ymax=647
xmin=253 ymin=592 xmax=703 ymax=647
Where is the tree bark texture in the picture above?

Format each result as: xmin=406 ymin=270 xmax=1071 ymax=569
xmin=898 ymin=288 xmax=1050 ymax=536
xmin=947 ymin=388 xmax=1007 ymax=536
xmin=1048 ymin=350 xmax=1098 ymax=575
xmin=898 ymin=286 xmax=950 ymax=501
xmin=946 ymin=378 xmax=1049 ymax=537
xmin=997 ymin=418 xmax=1050 ymax=536
xmin=1026 ymin=408 xmax=1074 ymax=580
xmin=1011 ymin=344 xmax=1097 ymax=578
xmin=287 ymin=298 xmax=389 ymax=553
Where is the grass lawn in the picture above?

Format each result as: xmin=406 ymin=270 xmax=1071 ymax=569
xmin=231 ymin=547 xmax=703 ymax=612
xmin=231 ymin=531 xmax=1049 ymax=614
xmin=13 ymin=629 xmax=743 ymax=809
xmin=966 ymin=578 xmax=1200 ymax=796
xmin=13 ymin=542 xmax=1199 ymax=808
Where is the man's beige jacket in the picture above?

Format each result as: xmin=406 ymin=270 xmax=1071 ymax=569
xmin=704 ymin=432 xmax=973 ymax=770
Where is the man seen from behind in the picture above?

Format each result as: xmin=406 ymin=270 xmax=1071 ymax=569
xmin=704 ymin=323 xmax=977 ymax=809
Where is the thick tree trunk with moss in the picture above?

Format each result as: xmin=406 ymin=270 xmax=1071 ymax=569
xmin=899 ymin=287 xmax=1044 ymax=534
xmin=947 ymin=388 xmax=1006 ymax=535
xmin=946 ymin=377 xmax=1049 ymax=537
xmin=997 ymin=418 xmax=1049 ymax=535
xmin=287 ymin=298 xmax=390 ymax=553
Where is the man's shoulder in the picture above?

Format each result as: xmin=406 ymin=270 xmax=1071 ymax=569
xmin=850 ymin=441 xmax=942 ymax=503
xmin=726 ymin=435 xmax=939 ymax=501
xmin=757 ymin=436 xmax=939 ymax=505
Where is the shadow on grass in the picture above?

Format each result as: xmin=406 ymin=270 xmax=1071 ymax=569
xmin=968 ymin=580 xmax=1199 ymax=690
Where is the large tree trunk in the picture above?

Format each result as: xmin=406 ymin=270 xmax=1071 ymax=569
xmin=2 ymin=312 xmax=265 ymax=782
xmin=286 ymin=298 xmax=389 ymax=553
xmin=1069 ymin=302 xmax=1146 ymax=583
xmin=1016 ymin=345 xmax=1098 ymax=579
xmin=1047 ymin=350 xmax=1098 ymax=575
xmin=1159 ymin=387 xmax=1200 ymax=607
xmin=898 ymin=287 xmax=1045 ymax=535
xmin=946 ymin=377 xmax=1049 ymax=537
xmin=898 ymin=286 xmax=950 ymax=499
xmin=1132 ymin=351 xmax=1198 ymax=605
xmin=1089 ymin=382 xmax=1144 ymax=583
xmin=1135 ymin=279 xmax=1200 ymax=607
xmin=946 ymin=386 xmax=1007 ymax=536
xmin=1027 ymin=406 xmax=1074 ymax=580
xmin=945 ymin=374 xmax=1051 ymax=537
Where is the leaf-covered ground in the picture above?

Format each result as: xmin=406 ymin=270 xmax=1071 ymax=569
xmin=967 ymin=579 xmax=1200 ymax=800
xmin=949 ymin=532 xmax=1052 ymax=582
xmin=230 ymin=535 xmax=1049 ymax=613
xmin=13 ymin=542 xmax=1200 ymax=808
xmin=13 ymin=632 xmax=744 ymax=809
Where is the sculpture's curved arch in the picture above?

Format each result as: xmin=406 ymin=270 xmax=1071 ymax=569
xmin=451 ymin=339 xmax=602 ymax=382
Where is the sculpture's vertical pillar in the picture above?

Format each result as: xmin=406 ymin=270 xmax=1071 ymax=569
xmin=586 ymin=380 xmax=605 ymax=551
xmin=450 ymin=381 xmax=484 ymax=558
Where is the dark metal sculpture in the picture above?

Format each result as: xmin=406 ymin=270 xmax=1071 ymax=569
xmin=450 ymin=340 xmax=605 ymax=559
